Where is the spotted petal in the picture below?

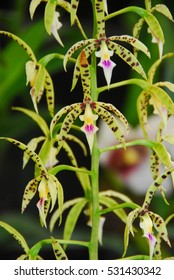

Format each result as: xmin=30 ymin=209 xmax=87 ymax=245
xmin=97 ymin=102 xmax=129 ymax=133
xmin=63 ymin=39 xmax=95 ymax=71
xmin=109 ymin=35 xmax=150 ymax=58
xmin=71 ymin=42 xmax=96 ymax=91
xmin=21 ymin=176 xmax=41 ymax=213
xmin=50 ymin=104 xmax=80 ymax=136
xmin=149 ymin=211 xmax=171 ymax=246
xmin=56 ymin=104 xmax=83 ymax=153
xmin=107 ymin=41 xmax=147 ymax=79
xmin=29 ymin=0 xmax=42 ymax=19
xmin=94 ymin=104 xmax=126 ymax=147
xmin=70 ymin=0 xmax=80 ymax=25
xmin=0 ymin=31 xmax=36 ymax=62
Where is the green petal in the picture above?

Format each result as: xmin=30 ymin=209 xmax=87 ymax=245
xmin=149 ymin=211 xmax=171 ymax=246
xmin=0 ymin=31 xmax=36 ymax=62
xmin=94 ymin=104 xmax=126 ymax=147
xmin=23 ymin=136 xmax=45 ymax=169
xmin=0 ymin=221 xmax=29 ymax=254
xmin=97 ymin=102 xmax=129 ymax=132
xmin=137 ymin=90 xmax=150 ymax=138
xmin=150 ymin=85 xmax=174 ymax=115
xmin=108 ymin=41 xmax=147 ymax=79
xmin=29 ymin=0 xmax=42 ymax=19
xmin=153 ymin=4 xmax=174 ymax=22
xmin=0 ymin=137 xmax=47 ymax=174
xmin=44 ymin=71 xmax=55 ymax=117
xmin=51 ymin=237 xmax=68 ymax=260
xmin=44 ymin=0 xmax=56 ymax=35
xmin=47 ymin=175 xmax=58 ymax=213
xmin=109 ymin=35 xmax=150 ymax=58
xmin=63 ymin=39 xmax=94 ymax=71
xmin=50 ymin=104 xmax=79 ymax=136
xmin=57 ymin=104 xmax=83 ymax=153
xmin=150 ymin=150 xmax=160 ymax=180
xmin=21 ymin=176 xmax=40 ymax=213
xmin=95 ymin=0 xmax=105 ymax=37
xmin=71 ymin=42 xmax=96 ymax=91
xmin=153 ymin=142 xmax=171 ymax=168
xmin=70 ymin=0 xmax=80 ymax=25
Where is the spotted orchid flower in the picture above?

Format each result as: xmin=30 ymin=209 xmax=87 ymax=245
xmin=126 ymin=206 xmax=171 ymax=260
xmin=140 ymin=213 xmax=157 ymax=260
xmin=132 ymin=1 xmax=174 ymax=59
xmin=64 ymin=0 xmax=150 ymax=90
xmin=22 ymin=173 xmax=64 ymax=228
xmin=51 ymin=52 xmax=129 ymax=154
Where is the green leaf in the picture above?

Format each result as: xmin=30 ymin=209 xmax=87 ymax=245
xmin=0 ymin=221 xmax=29 ymax=254
xmin=63 ymin=199 xmax=87 ymax=242
xmin=49 ymin=197 xmax=83 ymax=232
xmin=51 ymin=237 xmax=68 ymax=260
xmin=12 ymin=107 xmax=49 ymax=136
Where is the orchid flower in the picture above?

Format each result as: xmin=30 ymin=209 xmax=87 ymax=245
xmin=140 ymin=213 xmax=157 ymax=259
xmin=79 ymin=103 xmax=99 ymax=153
xmin=51 ymin=52 xmax=129 ymax=154
xmin=95 ymin=41 xmax=116 ymax=88
xmin=22 ymin=173 xmax=63 ymax=228
xmin=126 ymin=207 xmax=171 ymax=259
xmin=64 ymin=0 xmax=150 ymax=90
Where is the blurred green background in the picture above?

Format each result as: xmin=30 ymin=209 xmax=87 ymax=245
xmin=0 ymin=0 xmax=174 ymax=259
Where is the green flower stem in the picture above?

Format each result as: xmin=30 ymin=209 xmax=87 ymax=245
xmin=99 ymin=139 xmax=155 ymax=154
xmin=89 ymin=136 xmax=101 ymax=260
xmin=29 ymin=238 xmax=89 ymax=259
xmin=104 ymin=6 xmax=149 ymax=21
xmin=98 ymin=78 xmax=149 ymax=95
xmin=88 ymin=5 xmax=101 ymax=256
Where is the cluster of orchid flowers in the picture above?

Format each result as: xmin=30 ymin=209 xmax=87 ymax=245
xmin=25 ymin=0 xmax=174 ymax=258
xmin=1 ymin=0 xmax=174 ymax=260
